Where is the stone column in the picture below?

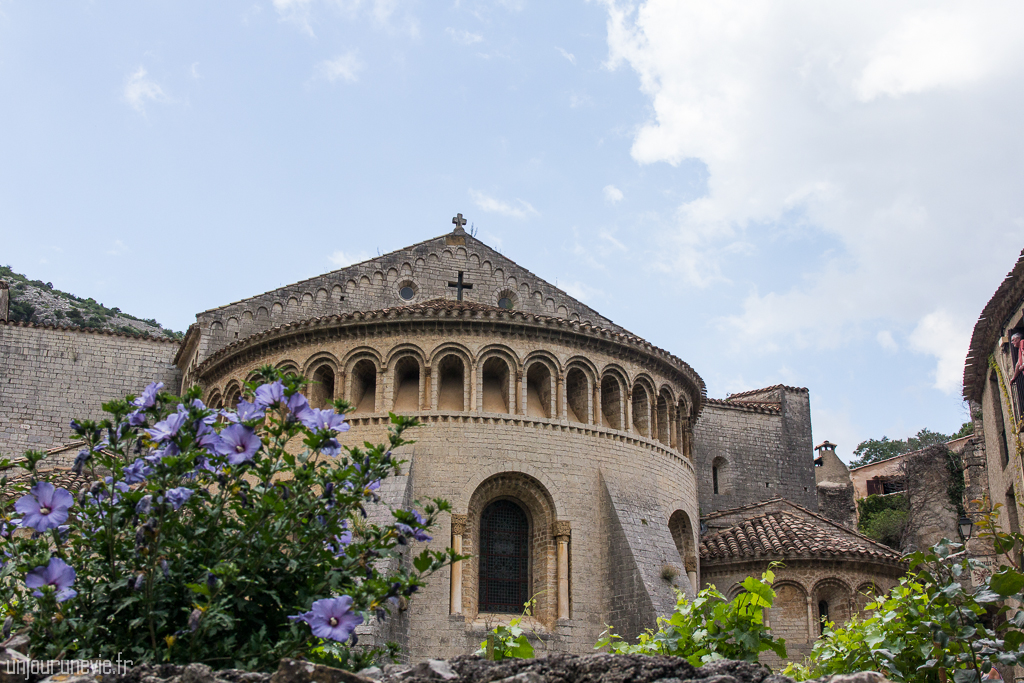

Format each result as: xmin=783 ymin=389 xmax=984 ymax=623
xmin=556 ymin=376 xmax=564 ymax=419
xmin=553 ymin=521 xmax=571 ymax=620
xmin=684 ymin=556 xmax=698 ymax=593
xmin=594 ymin=382 xmax=602 ymax=426
xmin=625 ymin=390 xmax=633 ymax=434
xmin=517 ymin=372 xmax=526 ymax=415
xmin=806 ymin=595 xmax=815 ymax=641
xmin=376 ymin=369 xmax=385 ymax=413
xmin=450 ymin=514 xmax=467 ymax=615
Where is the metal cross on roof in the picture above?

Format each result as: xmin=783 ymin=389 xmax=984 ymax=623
xmin=452 ymin=213 xmax=467 ymax=233
xmin=448 ymin=271 xmax=473 ymax=301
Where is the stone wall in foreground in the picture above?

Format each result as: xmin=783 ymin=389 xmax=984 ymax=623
xmin=0 ymin=322 xmax=180 ymax=459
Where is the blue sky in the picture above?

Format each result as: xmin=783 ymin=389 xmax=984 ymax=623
xmin=3 ymin=0 xmax=1024 ymax=461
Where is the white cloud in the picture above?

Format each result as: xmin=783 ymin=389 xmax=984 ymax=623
xmin=603 ymin=184 xmax=624 ymax=204
xmin=470 ymin=190 xmax=539 ymax=219
xmin=556 ymin=47 xmax=576 ymax=65
xmin=559 ymin=280 xmax=603 ymax=304
xmin=876 ymin=330 xmax=898 ymax=353
xmin=328 ymin=250 xmax=373 ymax=268
xmin=446 ymin=27 xmax=483 ymax=45
xmin=908 ymin=309 xmax=971 ymax=394
xmin=191 ymin=63 xmax=201 ymax=79
xmin=604 ymin=0 xmax=1024 ymax=385
xmin=317 ymin=52 xmax=363 ymax=83
xmin=568 ymin=91 xmax=592 ymax=108
xmin=107 ymin=240 xmax=128 ymax=256
xmin=273 ymin=0 xmax=315 ymax=34
xmin=122 ymin=67 xmax=169 ymax=113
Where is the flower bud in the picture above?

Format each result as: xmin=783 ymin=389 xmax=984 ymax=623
xmin=133 ymin=574 xmax=146 ymax=591
xmin=161 ymin=559 xmax=170 ymax=578
xmin=189 ymin=608 xmax=202 ymax=632
xmin=206 ymin=573 xmax=218 ymax=591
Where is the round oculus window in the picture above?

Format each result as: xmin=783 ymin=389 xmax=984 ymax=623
xmin=498 ymin=297 xmax=513 ymax=310
xmin=400 ymin=286 xmax=415 ymax=301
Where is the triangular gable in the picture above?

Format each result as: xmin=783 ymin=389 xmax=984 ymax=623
xmin=188 ymin=226 xmax=625 ymax=365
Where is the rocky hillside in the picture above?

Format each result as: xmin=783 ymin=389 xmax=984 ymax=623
xmin=1 ymin=265 xmax=183 ymax=340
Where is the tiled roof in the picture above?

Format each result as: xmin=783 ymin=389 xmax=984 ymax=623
xmin=2 ymin=468 xmax=95 ymax=500
xmin=726 ymin=384 xmax=808 ymax=400
xmin=700 ymin=498 xmax=903 ymax=565
xmin=703 ymin=397 xmax=780 ymax=414
xmin=964 ymin=248 xmax=1024 ymax=403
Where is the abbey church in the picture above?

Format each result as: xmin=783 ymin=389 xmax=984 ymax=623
xmin=0 ymin=218 xmax=904 ymax=663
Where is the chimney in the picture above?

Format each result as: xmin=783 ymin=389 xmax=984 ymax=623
xmin=0 ymin=282 xmax=8 ymax=322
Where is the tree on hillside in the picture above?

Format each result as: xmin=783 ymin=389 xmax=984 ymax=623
xmin=848 ymin=424 xmax=972 ymax=469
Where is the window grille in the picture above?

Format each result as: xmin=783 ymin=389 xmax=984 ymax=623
xmin=479 ymin=499 xmax=529 ymax=614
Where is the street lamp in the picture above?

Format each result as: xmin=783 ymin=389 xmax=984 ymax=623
xmin=958 ymin=515 xmax=974 ymax=542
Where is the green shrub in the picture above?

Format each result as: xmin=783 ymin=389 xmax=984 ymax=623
xmin=786 ymin=537 xmax=1024 ymax=683
xmin=862 ymin=507 xmax=908 ymax=549
xmin=596 ymin=568 xmax=786 ymax=665
xmin=0 ymin=368 xmax=461 ymax=669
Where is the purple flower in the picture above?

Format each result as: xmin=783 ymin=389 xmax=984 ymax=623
xmin=93 ymin=479 xmax=129 ymax=505
xmin=215 ymin=424 xmax=262 ymax=464
xmin=145 ymin=412 xmax=188 ymax=443
xmin=301 ymin=408 xmax=349 ymax=433
xmin=136 ymin=495 xmax=153 ymax=516
xmin=290 ymin=596 xmax=363 ymax=642
xmin=195 ymin=424 xmax=223 ymax=454
xmin=396 ymin=510 xmax=432 ymax=542
xmin=327 ymin=523 xmax=353 ymax=555
xmin=15 ymin=483 xmax=74 ymax=532
xmin=166 ymin=487 xmax=194 ymax=511
xmin=255 ymin=381 xmax=285 ymax=407
xmin=286 ymin=392 xmax=315 ymax=423
xmin=25 ymin=557 xmax=77 ymax=602
xmin=133 ymin=382 xmax=164 ymax=409
xmin=128 ymin=409 xmax=146 ymax=427
xmin=124 ymin=459 xmax=153 ymax=484
xmin=225 ymin=399 xmax=265 ymax=423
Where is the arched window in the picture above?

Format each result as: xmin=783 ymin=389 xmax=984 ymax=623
xmin=526 ymin=363 xmax=552 ymax=418
xmin=713 ymin=465 xmax=720 ymax=494
xmin=481 ymin=357 xmax=511 ymax=413
xmin=393 ymin=356 xmax=421 ymax=411
xmin=310 ymin=365 xmax=336 ymax=409
xmin=437 ymin=355 xmax=466 ymax=411
xmin=565 ymin=367 xmax=589 ymax=423
xmin=601 ymin=375 xmax=623 ymax=430
xmin=632 ymin=383 xmax=650 ymax=436
xmin=818 ymin=600 xmax=829 ymax=634
xmin=479 ymin=499 xmax=530 ymax=614
xmin=350 ymin=359 xmax=377 ymax=413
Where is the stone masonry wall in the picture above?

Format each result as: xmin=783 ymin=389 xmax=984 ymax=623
xmin=0 ymin=322 xmax=181 ymax=458
xmin=701 ymin=559 xmax=902 ymax=667
xmin=694 ymin=389 xmax=817 ymax=514
xmin=187 ymin=229 xmax=626 ymax=373
xmin=201 ymin=326 xmax=701 ymax=662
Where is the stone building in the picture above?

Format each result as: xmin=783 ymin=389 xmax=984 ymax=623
xmin=963 ymin=247 xmax=1024 ymax=557
xmin=0 ymin=217 xmax=899 ymax=660
xmin=814 ymin=441 xmax=857 ymax=528
xmin=699 ymin=498 xmax=904 ymax=666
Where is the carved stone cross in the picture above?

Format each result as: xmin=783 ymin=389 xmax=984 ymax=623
xmin=452 ymin=213 xmax=467 ymax=233
xmin=448 ymin=271 xmax=473 ymax=301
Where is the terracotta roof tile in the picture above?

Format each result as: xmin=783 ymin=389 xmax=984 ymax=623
xmin=700 ymin=509 xmax=902 ymax=563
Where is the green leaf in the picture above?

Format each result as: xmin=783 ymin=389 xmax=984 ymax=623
xmin=989 ymin=569 xmax=1024 ymax=597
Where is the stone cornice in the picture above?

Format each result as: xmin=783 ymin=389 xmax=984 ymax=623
xmin=195 ymin=303 xmax=707 ymax=417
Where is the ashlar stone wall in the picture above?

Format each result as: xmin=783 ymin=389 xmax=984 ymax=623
xmin=196 ymin=317 xmax=702 ymax=661
xmin=694 ymin=387 xmax=817 ymax=514
xmin=0 ymin=322 xmax=181 ymax=458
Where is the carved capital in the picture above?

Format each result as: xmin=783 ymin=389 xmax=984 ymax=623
xmin=552 ymin=520 xmax=571 ymax=539
xmin=684 ymin=556 xmax=697 ymax=572
xmin=451 ymin=514 xmax=467 ymax=536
